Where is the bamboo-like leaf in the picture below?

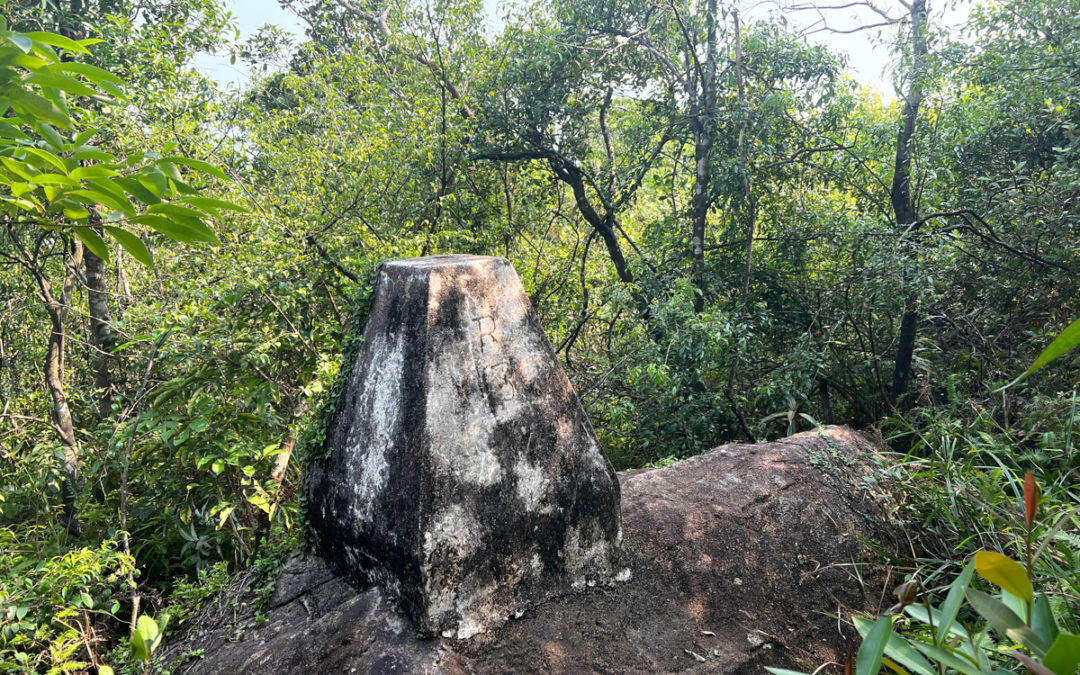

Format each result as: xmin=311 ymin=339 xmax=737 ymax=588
xmin=856 ymin=615 xmax=892 ymax=675
xmin=1002 ymin=316 xmax=1080 ymax=389
xmin=937 ymin=559 xmax=975 ymax=646
xmin=854 ymin=616 xmax=935 ymax=675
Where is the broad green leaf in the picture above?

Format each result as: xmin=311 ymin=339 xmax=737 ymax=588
xmin=1042 ymin=633 xmax=1080 ymax=675
xmin=131 ymin=214 xmax=204 ymax=243
xmin=115 ymin=176 xmax=160 ymax=204
xmin=67 ymin=188 xmax=133 ymax=216
xmin=104 ymin=227 xmax=152 ymax=266
xmin=856 ymin=615 xmax=892 ymax=675
xmin=180 ymin=196 xmax=247 ymax=215
xmin=975 ymin=550 xmax=1033 ymax=602
xmin=161 ymin=156 xmax=229 ymax=181
xmin=8 ymin=35 xmax=32 ymax=53
xmin=71 ymin=146 xmax=114 ymax=162
xmin=0 ymin=156 xmax=36 ymax=180
xmin=0 ymin=119 xmax=30 ymax=140
xmin=62 ymin=205 xmax=89 ymax=220
xmin=20 ymin=147 xmax=67 ymax=172
xmin=23 ymin=31 xmax=91 ymax=55
xmin=33 ymin=121 xmax=63 ymax=151
xmin=1031 ymin=594 xmax=1059 ymax=647
xmin=8 ymin=89 xmax=70 ymax=128
xmin=937 ymin=559 xmax=975 ymax=646
xmin=55 ymin=62 xmax=124 ymax=98
xmin=148 ymin=202 xmax=206 ymax=220
xmin=70 ymin=166 xmax=120 ymax=180
xmin=964 ymin=588 xmax=1049 ymax=657
xmin=74 ymin=227 xmax=109 ymax=261
xmin=26 ymin=69 xmax=99 ymax=98
xmin=130 ymin=627 xmax=148 ymax=662
xmin=29 ymin=172 xmax=74 ymax=187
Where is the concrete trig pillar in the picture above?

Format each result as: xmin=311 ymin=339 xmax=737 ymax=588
xmin=308 ymin=255 xmax=623 ymax=639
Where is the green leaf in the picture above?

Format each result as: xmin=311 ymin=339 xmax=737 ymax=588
xmin=9 ymin=89 xmax=71 ymax=128
xmin=131 ymin=214 xmax=202 ymax=243
xmin=67 ymin=188 xmax=133 ymax=215
xmin=26 ymin=68 xmax=100 ymax=98
xmin=908 ymin=640 xmax=986 ymax=675
xmin=8 ymin=35 xmax=32 ymax=53
xmin=135 ymin=212 xmax=218 ymax=245
xmin=1002 ymin=316 xmax=1080 ymax=389
xmin=70 ymin=166 xmax=120 ymax=180
xmin=23 ymin=31 xmax=92 ymax=55
xmin=856 ymin=615 xmax=892 ymax=675
xmin=130 ymin=625 xmax=148 ymax=662
xmin=937 ymin=559 xmax=975 ymax=646
xmin=74 ymin=227 xmax=109 ymax=262
xmin=115 ymin=176 xmax=160 ymax=204
xmin=854 ymin=616 xmax=935 ymax=675
xmin=179 ymin=196 xmax=247 ymax=215
xmin=55 ymin=62 xmax=124 ymax=98
xmin=71 ymin=146 xmax=114 ymax=162
xmin=1031 ymin=594 xmax=1060 ymax=647
xmin=975 ymin=550 xmax=1034 ymax=603
xmin=33 ymin=121 xmax=64 ymax=151
xmin=161 ymin=156 xmax=229 ymax=181
xmin=29 ymin=172 xmax=74 ymax=187
xmin=1043 ymin=633 xmax=1080 ymax=675
xmin=0 ymin=119 xmax=30 ymax=140
xmin=148 ymin=202 xmax=207 ymax=220
xmin=20 ymin=147 xmax=67 ymax=173
xmin=104 ymin=227 xmax=152 ymax=266
xmin=964 ymin=588 xmax=1049 ymax=657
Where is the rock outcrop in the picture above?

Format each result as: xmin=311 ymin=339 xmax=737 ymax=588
xmin=169 ymin=427 xmax=895 ymax=674
xmin=307 ymin=255 xmax=623 ymax=639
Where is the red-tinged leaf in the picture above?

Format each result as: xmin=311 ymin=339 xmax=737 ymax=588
xmin=1023 ymin=471 xmax=1041 ymax=528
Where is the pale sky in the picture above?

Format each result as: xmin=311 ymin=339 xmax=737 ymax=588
xmin=193 ymin=0 xmax=975 ymax=98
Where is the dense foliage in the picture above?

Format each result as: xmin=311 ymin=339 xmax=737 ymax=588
xmin=0 ymin=0 xmax=1078 ymax=672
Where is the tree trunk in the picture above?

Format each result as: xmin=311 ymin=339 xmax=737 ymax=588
xmin=691 ymin=0 xmax=718 ymax=314
xmin=85 ymin=246 xmax=117 ymax=418
xmin=888 ymin=0 xmax=927 ymax=407
xmin=39 ymin=238 xmax=85 ymax=533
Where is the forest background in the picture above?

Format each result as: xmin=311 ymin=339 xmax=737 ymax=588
xmin=1 ymin=0 xmax=1079 ymax=672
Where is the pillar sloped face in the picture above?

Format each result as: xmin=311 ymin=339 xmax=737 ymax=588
xmin=308 ymin=255 xmax=623 ymax=639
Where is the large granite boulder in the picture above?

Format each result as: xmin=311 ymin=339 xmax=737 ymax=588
xmin=167 ymin=427 xmax=897 ymax=674
xmin=307 ymin=255 xmax=623 ymax=639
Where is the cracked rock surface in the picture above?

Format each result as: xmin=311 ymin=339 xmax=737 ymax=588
xmin=169 ymin=426 xmax=896 ymax=674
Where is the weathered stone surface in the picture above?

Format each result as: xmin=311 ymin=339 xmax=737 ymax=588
xmin=170 ymin=427 xmax=897 ymax=674
xmin=307 ymin=255 xmax=623 ymax=638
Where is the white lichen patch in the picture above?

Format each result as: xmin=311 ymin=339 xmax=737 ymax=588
xmin=346 ymin=334 xmax=404 ymax=523
xmin=422 ymin=504 xmax=481 ymax=561
xmin=514 ymin=458 xmax=549 ymax=512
